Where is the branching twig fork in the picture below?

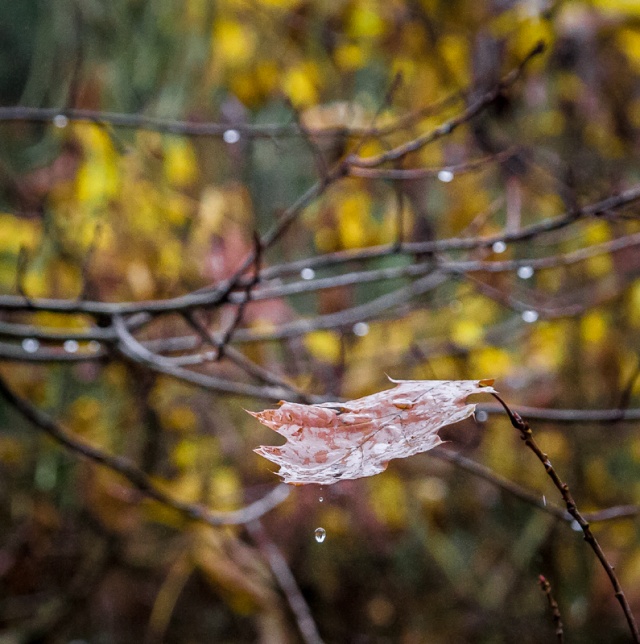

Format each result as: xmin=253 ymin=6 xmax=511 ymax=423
xmin=492 ymin=393 xmax=640 ymax=643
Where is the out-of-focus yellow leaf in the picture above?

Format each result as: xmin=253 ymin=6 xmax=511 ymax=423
xmin=529 ymin=320 xmax=567 ymax=371
xmin=0 ymin=437 xmax=26 ymax=466
xmin=439 ymin=34 xmax=470 ymax=85
xmin=68 ymin=396 xmax=102 ymax=437
xmin=164 ymin=138 xmax=199 ymax=187
xmin=592 ymin=0 xmax=640 ymax=16
xmin=158 ymin=239 xmax=183 ymax=279
xmin=305 ymin=330 xmax=342 ymax=363
xmin=348 ymin=2 xmax=386 ymax=39
xmin=336 ymin=190 xmax=371 ymax=249
xmin=0 ymin=214 xmax=40 ymax=254
xmin=335 ymin=43 xmax=366 ymax=71
xmin=283 ymin=63 xmax=320 ymax=107
xmin=451 ymin=320 xmax=484 ymax=348
xmin=368 ymin=472 xmax=407 ymax=528
xmin=209 ymin=466 xmax=242 ymax=510
xmin=580 ymin=311 xmax=608 ymax=344
xmin=470 ymin=347 xmax=512 ymax=378
xmin=197 ymin=186 xmax=227 ymax=234
xmin=314 ymin=226 xmax=339 ymax=252
xmin=213 ymin=19 xmax=256 ymax=66
xmin=173 ymin=439 xmax=199 ymax=470
xmin=585 ymin=253 xmax=613 ymax=278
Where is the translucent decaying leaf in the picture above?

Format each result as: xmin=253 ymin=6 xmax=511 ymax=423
xmin=249 ymin=378 xmax=496 ymax=485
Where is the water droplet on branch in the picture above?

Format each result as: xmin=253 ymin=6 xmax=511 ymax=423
xmin=300 ymin=267 xmax=315 ymax=280
xmin=517 ymin=265 xmax=534 ymax=279
xmin=223 ymin=129 xmax=240 ymax=144
xmin=492 ymin=241 xmax=507 ymax=253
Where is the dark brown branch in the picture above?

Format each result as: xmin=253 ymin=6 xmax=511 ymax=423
xmin=0 ymin=372 xmax=290 ymax=526
xmin=492 ymin=393 xmax=640 ymax=643
xmin=538 ymin=575 xmax=564 ymax=643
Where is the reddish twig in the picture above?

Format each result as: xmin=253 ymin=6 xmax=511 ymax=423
xmin=492 ymin=393 xmax=640 ymax=643
xmin=538 ymin=575 xmax=564 ymax=643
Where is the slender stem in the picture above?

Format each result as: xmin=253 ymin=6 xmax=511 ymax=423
xmin=492 ymin=393 xmax=640 ymax=643
xmin=538 ymin=575 xmax=564 ymax=643
xmin=246 ymin=520 xmax=324 ymax=644
xmin=0 ymin=372 xmax=290 ymax=526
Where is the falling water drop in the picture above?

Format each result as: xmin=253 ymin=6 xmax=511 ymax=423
xmin=542 ymin=495 xmax=547 ymax=507
xmin=314 ymin=527 xmax=326 ymax=543
xmin=318 ymin=496 xmax=323 ymax=503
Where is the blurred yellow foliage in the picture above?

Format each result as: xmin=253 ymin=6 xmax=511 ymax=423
xmin=283 ymin=62 xmax=320 ymax=107
xmin=368 ymin=472 xmax=407 ymax=528
xmin=166 ymin=406 xmax=199 ymax=433
xmin=580 ymin=311 xmax=608 ymax=345
xmin=451 ymin=319 xmax=484 ymax=348
xmin=305 ymin=330 xmax=342 ymax=363
xmin=470 ymin=346 xmax=513 ymax=378
xmin=213 ymin=19 xmax=256 ymax=67
xmin=336 ymin=189 xmax=372 ymax=248
xmin=164 ymin=137 xmax=199 ymax=187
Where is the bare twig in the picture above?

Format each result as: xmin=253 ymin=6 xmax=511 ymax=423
xmin=1 ymin=182 xmax=640 ymax=317
xmin=347 ymin=42 xmax=545 ymax=168
xmin=0 ymin=372 xmax=290 ymax=526
xmin=431 ymin=449 xmax=640 ymax=523
xmin=492 ymin=393 xmax=640 ymax=643
xmin=246 ymin=520 xmax=324 ymax=644
xmin=538 ymin=575 xmax=564 ymax=643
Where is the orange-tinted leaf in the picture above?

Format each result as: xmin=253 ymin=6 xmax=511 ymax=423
xmin=249 ymin=378 xmax=495 ymax=485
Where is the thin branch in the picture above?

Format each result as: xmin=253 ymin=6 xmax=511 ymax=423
xmin=476 ymin=403 xmax=640 ymax=424
xmin=0 ymin=372 xmax=290 ymax=526
xmin=246 ymin=520 xmax=324 ymax=644
xmin=492 ymin=393 xmax=640 ymax=643
xmin=1 ymin=182 xmax=640 ymax=317
xmin=217 ymin=232 xmax=263 ymax=357
xmin=538 ymin=575 xmax=564 ymax=643
xmin=347 ymin=42 xmax=545 ymax=168
xmin=348 ymin=148 xmax=515 ymax=179
xmin=431 ymin=449 xmax=639 ymax=523
xmin=113 ymin=314 xmax=303 ymax=401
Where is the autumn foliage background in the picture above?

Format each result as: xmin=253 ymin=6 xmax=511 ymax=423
xmin=2 ymin=1 xmax=640 ymax=642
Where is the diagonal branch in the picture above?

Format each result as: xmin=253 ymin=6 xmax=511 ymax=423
xmin=0 ymin=372 xmax=290 ymax=526
xmin=492 ymin=393 xmax=640 ymax=643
